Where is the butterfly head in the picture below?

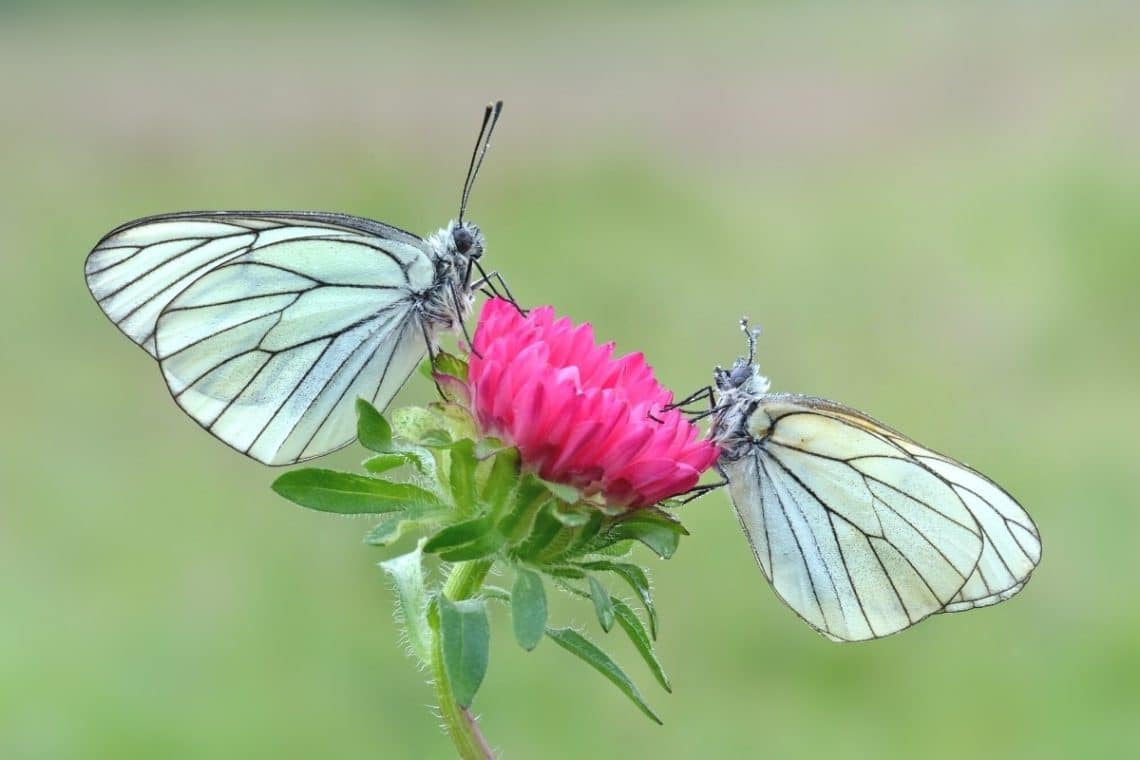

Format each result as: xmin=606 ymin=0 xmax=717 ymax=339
xmin=450 ymin=219 xmax=484 ymax=260
xmin=713 ymin=317 xmax=770 ymax=400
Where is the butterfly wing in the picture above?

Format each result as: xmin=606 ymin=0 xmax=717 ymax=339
xmin=86 ymin=212 xmax=436 ymax=464
xmin=721 ymin=393 xmax=1039 ymax=641
xmin=84 ymin=211 xmax=424 ymax=356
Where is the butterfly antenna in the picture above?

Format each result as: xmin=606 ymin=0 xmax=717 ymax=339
xmin=458 ymin=100 xmax=503 ymax=223
xmin=740 ymin=316 xmax=760 ymax=365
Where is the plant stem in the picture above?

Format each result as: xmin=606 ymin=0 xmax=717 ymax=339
xmin=433 ymin=560 xmax=495 ymax=759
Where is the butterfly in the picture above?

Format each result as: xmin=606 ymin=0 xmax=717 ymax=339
xmin=85 ymin=101 xmax=510 ymax=466
xmin=679 ymin=321 xmax=1041 ymax=641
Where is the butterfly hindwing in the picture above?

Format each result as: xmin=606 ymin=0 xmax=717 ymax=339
xmin=722 ymin=394 xmax=1039 ymax=640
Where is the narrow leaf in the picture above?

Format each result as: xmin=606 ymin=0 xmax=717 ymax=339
xmin=438 ymin=597 xmax=490 ymax=708
xmin=362 ymin=451 xmax=426 ymax=475
xmin=482 ymin=448 xmax=520 ymax=518
xmin=355 ymin=398 xmax=392 ymax=452
xmin=449 ymin=439 xmax=477 ymax=516
xmin=580 ymin=561 xmax=658 ymax=639
xmin=364 ymin=504 xmax=445 ymax=547
xmin=272 ymin=470 xmax=441 ymax=514
xmin=588 ymin=576 xmax=615 ymax=632
xmin=545 ymin=627 xmax=662 ymax=724
xmin=432 ymin=350 xmax=470 ymax=382
xmin=599 ymin=509 xmax=687 ymax=559
xmin=511 ymin=569 xmax=547 ymax=651
xmin=438 ymin=531 xmax=506 ymax=563
xmin=379 ymin=543 xmax=431 ymax=665
xmin=612 ymin=598 xmax=671 ymax=692
xmin=423 ymin=517 xmax=496 ymax=554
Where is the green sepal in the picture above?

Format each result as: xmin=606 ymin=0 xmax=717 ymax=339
xmin=436 ymin=596 xmax=491 ymax=708
xmin=612 ymin=598 xmax=671 ymax=692
xmin=592 ymin=508 xmax=688 ymax=559
xmin=579 ymin=561 xmax=658 ymax=639
xmin=588 ymin=576 xmax=615 ymax=632
xmin=272 ymin=469 xmax=443 ymax=514
xmin=379 ymin=542 xmax=431 ymax=665
xmin=538 ymin=477 xmax=581 ymax=505
xmin=355 ymin=398 xmax=393 ymax=453
xmin=545 ymin=627 xmax=662 ymax=725
xmin=552 ymin=501 xmax=593 ymax=527
xmin=510 ymin=568 xmax=547 ymax=651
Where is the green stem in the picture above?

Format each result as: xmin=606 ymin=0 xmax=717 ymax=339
xmin=433 ymin=560 xmax=494 ymax=759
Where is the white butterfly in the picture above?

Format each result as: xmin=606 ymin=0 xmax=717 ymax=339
xmin=86 ymin=101 xmax=509 ymax=465
xmin=692 ymin=322 xmax=1040 ymax=641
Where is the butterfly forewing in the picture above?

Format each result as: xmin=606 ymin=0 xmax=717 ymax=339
xmin=86 ymin=212 xmax=438 ymax=465
xmin=724 ymin=393 xmax=1040 ymax=641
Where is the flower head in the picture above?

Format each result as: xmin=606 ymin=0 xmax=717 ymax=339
xmin=467 ymin=298 xmax=718 ymax=508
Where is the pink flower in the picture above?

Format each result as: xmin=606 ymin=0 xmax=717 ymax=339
xmin=467 ymin=299 xmax=719 ymax=509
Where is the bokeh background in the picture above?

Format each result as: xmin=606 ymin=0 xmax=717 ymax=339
xmin=3 ymin=3 xmax=1139 ymax=758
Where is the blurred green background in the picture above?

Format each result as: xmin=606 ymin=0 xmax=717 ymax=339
xmin=3 ymin=3 xmax=1139 ymax=758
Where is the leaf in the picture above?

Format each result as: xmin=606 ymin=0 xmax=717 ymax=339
xmin=597 ymin=509 xmax=688 ymax=559
xmin=438 ymin=531 xmax=506 ymax=563
xmin=423 ymin=516 xmax=496 ymax=554
xmin=588 ymin=576 xmax=615 ymax=632
xmin=579 ymin=561 xmax=658 ymax=639
xmin=612 ymin=598 xmax=671 ymax=692
xmin=362 ymin=451 xmax=426 ymax=475
xmin=355 ymin=398 xmax=392 ymax=452
xmin=513 ymin=503 xmax=568 ymax=560
xmin=364 ymin=503 xmax=445 ymax=547
xmin=379 ymin=543 xmax=431 ymax=665
xmin=449 ymin=439 xmax=477 ymax=515
xmin=480 ymin=586 xmax=512 ymax=604
xmin=481 ymin=448 xmax=520 ymax=518
xmin=271 ymin=470 xmax=442 ymax=514
xmin=545 ymin=627 xmax=662 ymax=724
xmin=511 ymin=568 xmax=547 ymax=651
xmin=498 ymin=476 xmax=550 ymax=542
xmin=438 ymin=596 xmax=491 ymax=708
xmin=432 ymin=350 xmax=470 ymax=382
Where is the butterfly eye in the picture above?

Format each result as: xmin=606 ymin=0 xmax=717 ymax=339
xmin=452 ymin=226 xmax=474 ymax=254
xmin=729 ymin=364 xmax=752 ymax=386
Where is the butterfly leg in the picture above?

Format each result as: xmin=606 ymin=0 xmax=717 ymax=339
xmin=418 ymin=319 xmax=449 ymax=399
xmin=674 ymin=478 xmax=728 ymax=504
xmin=648 ymin=386 xmax=716 ymax=423
xmin=471 ymin=262 xmax=526 ymax=315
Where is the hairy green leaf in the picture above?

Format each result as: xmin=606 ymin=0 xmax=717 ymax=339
xmin=545 ymin=627 xmax=662 ymax=724
xmin=580 ymin=561 xmax=658 ymax=639
xmin=379 ymin=544 xmax=431 ymax=665
xmin=510 ymin=568 xmax=547 ymax=651
xmin=449 ymin=439 xmax=477 ymax=516
xmin=355 ymin=398 xmax=392 ymax=452
xmin=438 ymin=597 xmax=490 ymax=708
xmin=597 ymin=509 xmax=687 ymax=559
xmin=588 ymin=576 xmax=615 ymax=632
xmin=272 ymin=470 xmax=441 ymax=514
xmin=612 ymin=598 xmax=671 ymax=692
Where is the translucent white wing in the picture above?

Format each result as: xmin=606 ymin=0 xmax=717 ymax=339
xmin=722 ymin=393 xmax=1039 ymax=641
xmin=86 ymin=212 xmax=437 ymax=465
xmin=84 ymin=211 xmax=425 ymax=357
